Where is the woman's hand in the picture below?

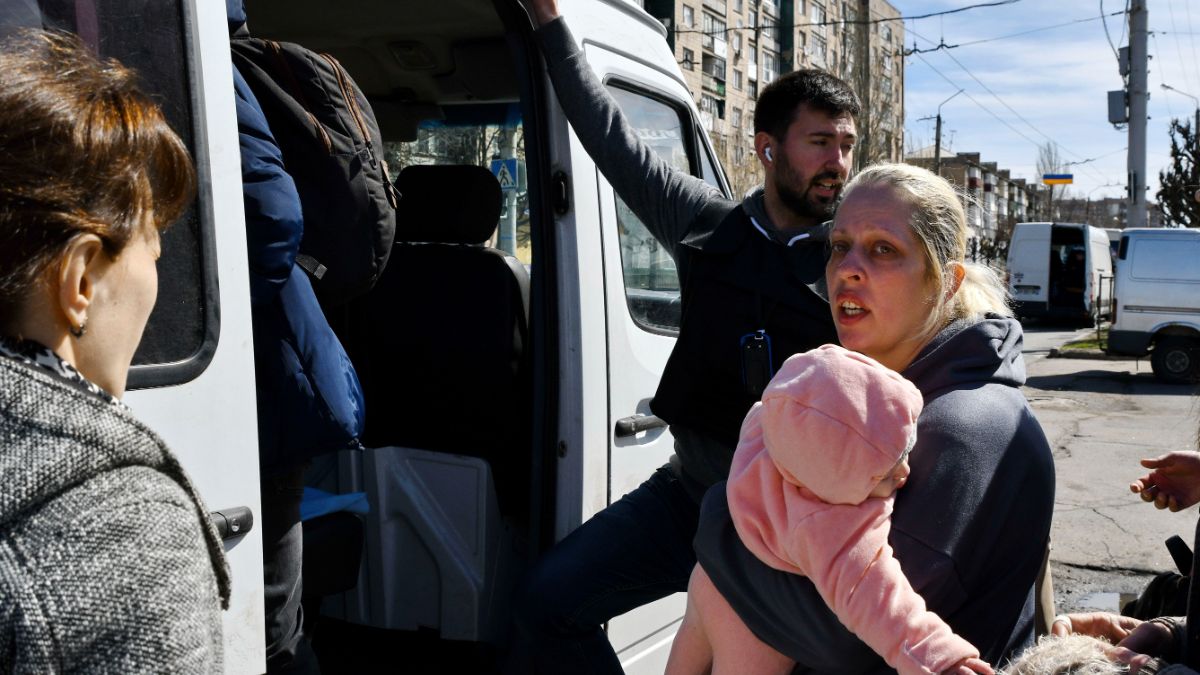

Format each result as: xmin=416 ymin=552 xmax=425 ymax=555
xmin=940 ymin=657 xmax=993 ymax=675
xmin=1050 ymin=612 xmax=1142 ymax=642
xmin=1131 ymin=452 xmax=1200 ymax=512
xmin=522 ymin=0 xmax=560 ymax=26
xmin=1107 ymin=619 xmax=1177 ymax=674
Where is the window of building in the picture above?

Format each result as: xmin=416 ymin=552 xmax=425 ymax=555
xmin=808 ymin=35 xmax=826 ymax=67
xmin=760 ymin=14 xmax=778 ymax=43
xmin=700 ymin=93 xmax=725 ymax=120
xmin=748 ymin=10 xmax=756 ymax=28
xmin=731 ymin=107 xmax=742 ymax=131
xmin=733 ymin=32 xmax=742 ymax=56
xmin=734 ymin=0 xmax=743 ymax=12
xmin=749 ymin=80 xmax=758 ymax=99
xmin=683 ymin=4 xmax=695 ymax=27
xmin=701 ymin=53 xmax=727 ymax=95
xmin=762 ymin=51 xmax=779 ymax=83
xmin=882 ymin=52 xmax=892 ymax=73
xmin=606 ymin=84 xmax=696 ymax=333
xmin=733 ymin=69 xmax=743 ymax=90
xmin=882 ymin=24 xmax=893 ymax=44
xmin=681 ymin=47 xmax=695 ymax=70
xmin=702 ymin=12 xmax=727 ymax=51
xmin=810 ymin=2 xmax=826 ymax=36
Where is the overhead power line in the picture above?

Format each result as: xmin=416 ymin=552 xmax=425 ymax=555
xmin=904 ymin=10 xmax=1125 ymax=56
xmin=672 ymin=0 xmax=1021 ymax=37
xmin=908 ymin=27 xmax=1111 ymax=184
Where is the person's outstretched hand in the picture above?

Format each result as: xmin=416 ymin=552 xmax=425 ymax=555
xmin=523 ymin=0 xmax=560 ymax=26
xmin=1050 ymin=612 xmax=1142 ymax=642
xmin=940 ymin=657 xmax=993 ymax=675
xmin=1131 ymin=452 xmax=1200 ymax=512
xmin=1109 ymin=619 xmax=1176 ymax=674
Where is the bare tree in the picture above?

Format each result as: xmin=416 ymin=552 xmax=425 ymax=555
xmin=1036 ymin=142 xmax=1064 ymax=217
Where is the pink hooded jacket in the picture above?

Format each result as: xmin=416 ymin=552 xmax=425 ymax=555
xmin=726 ymin=345 xmax=980 ymax=675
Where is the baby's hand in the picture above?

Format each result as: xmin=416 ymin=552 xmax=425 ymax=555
xmin=941 ymin=657 xmax=994 ymax=675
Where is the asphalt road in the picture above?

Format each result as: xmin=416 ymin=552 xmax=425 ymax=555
xmin=1019 ymin=321 xmax=1200 ymax=616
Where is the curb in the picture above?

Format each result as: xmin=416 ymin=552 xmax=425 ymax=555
xmin=1047 ymin=348 xmax=1132 ymax=361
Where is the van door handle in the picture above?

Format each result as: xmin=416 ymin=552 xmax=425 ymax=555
xmin=614 ymin=414 xmax=667 ymax=438
xmin=210 ymin=506 xmax=255 ymax=541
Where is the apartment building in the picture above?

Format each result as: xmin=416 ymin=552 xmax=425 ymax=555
xmin=907 ymin=147 xmax=1046 ymax=260
xmin=645 ymin=0 xmax=905 ymax=196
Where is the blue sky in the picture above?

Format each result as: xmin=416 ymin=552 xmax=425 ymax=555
xmin=897 ymin=0 xmax=1197 ymax=202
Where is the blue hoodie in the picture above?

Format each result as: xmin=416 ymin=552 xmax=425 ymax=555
xmin=228 ymin=0 xmax=365 ymax=475
xmin=693 ymin=316 xmax=1055 ymax=672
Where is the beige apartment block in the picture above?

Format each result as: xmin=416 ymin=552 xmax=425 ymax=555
xmin=644 ymin=0 xmax=905 ymax=196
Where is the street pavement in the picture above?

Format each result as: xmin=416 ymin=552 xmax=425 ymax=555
xmin=1020 ymin=322 xmax=1200 ymax=614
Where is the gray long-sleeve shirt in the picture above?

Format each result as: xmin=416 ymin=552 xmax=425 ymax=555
xmin=537 ymin=17 xmax=823 ymax=489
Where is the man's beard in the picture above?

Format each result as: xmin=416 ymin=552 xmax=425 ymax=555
xmin=774 ymin=154 xmax=840 ymax=222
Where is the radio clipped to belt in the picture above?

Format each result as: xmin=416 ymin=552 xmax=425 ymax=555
xmin=740 ymin=329 xmax=773 ymax=398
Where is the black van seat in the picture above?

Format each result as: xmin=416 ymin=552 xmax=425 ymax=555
xmin=328 ymin=164 xmax=528 ymax=642
xmin=346 ymin=163 xmax=530 ymax=506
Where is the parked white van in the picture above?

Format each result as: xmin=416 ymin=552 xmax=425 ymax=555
xmin=0 ymin=0 xmax=723 ymax=671
xmin=1006 ymin=222 xmax=1113 ymax=325
xmin=1107 ymin=227 xmax=1200 ymax=383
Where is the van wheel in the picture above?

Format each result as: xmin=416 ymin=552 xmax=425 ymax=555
xmin=1151 ymin=337 xmax=1200 ymax=384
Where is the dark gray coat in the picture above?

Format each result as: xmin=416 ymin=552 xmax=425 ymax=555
xmin=695 ymin=317 xmax=1056 ymax=671
xmin=0 ymin=353 xmax=231 ymax=673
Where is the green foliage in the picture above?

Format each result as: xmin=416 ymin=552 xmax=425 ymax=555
xmin=1156 ymin=117 xmax=1200 ymax=228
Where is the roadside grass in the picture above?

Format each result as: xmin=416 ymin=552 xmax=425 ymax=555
xmin=1060 ymin=327 xmax=1109 ymax=352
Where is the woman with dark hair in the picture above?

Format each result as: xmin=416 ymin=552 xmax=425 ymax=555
xmin=0 ymin=30 xmax=229 ymax=671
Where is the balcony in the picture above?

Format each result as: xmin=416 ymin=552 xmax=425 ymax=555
xmin=702 ymin=72 xmax=727 ymax=96
xmin=702 ymin=0 xmax=727 ymax=13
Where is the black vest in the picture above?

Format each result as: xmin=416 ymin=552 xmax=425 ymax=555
xmin=651 ymin=205 xmax=840 ymax=454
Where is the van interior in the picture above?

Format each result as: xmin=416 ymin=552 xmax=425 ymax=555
xmin=1048 ymin=226 xmax=1087 ymax=315
xmin=245 ymin=0 xmax=554 ymax=667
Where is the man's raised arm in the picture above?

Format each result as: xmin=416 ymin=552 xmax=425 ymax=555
xmin=526 ymin=0 xmax=726 ymax=248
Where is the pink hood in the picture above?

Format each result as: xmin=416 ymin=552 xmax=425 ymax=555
xmin=757 ymin=344 xmax=923 ymax=505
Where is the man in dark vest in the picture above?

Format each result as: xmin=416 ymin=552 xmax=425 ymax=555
xmin=510 ymin=1 xmax=859 ymax=671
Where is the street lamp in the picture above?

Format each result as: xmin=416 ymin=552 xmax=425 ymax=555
xmin=1161 ymin=83 xmax=1200 ymax=149
xmin=1085 ymin=183 xmax=1122 ymax=224
xmin=933 ymin=89 xmax=963 ymax=177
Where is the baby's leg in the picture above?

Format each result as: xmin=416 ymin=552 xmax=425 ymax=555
xmin=666 ymin=565 xmax=714 ymax=674
xmin=670 ymin=565 xmax=794 ymax=675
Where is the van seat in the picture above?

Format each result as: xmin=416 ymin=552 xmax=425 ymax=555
xmin=345 ymin=164 xmax=530 ymax=510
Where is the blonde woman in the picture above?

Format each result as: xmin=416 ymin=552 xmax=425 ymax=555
xmin=691 ymin=163 xmax=1056 ymax=672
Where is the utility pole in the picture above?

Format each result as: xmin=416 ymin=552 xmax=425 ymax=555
xmin=855 ymin=0 xmax=871 ymax=170
xmin=1127 ymin=0 xmax=1149 ymax=228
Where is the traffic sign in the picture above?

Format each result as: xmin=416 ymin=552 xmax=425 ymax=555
xmin=1043 ymin=174 xmax=1074 ymax=185
xmin=490 ymin=158 xmax=518 ymax=192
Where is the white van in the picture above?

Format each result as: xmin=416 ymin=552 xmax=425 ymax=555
xmin=0 ymin=1 xmax=726 ymax=671
xmin=1107 ymin=227 xmax=1200 ymax=383
xmin=1006 ymin=222 xmax=1114 ymax=325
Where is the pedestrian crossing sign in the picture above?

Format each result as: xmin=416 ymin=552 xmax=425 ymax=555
xmin=491 ymin=158 xmax=518 ymax=191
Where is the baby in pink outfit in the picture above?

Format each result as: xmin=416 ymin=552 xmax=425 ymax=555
xmin=667 ymin=344 xmax=992 ymax=675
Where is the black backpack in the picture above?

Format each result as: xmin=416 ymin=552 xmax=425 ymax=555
xmin=231 ymin=37 xmax=399 ymax=306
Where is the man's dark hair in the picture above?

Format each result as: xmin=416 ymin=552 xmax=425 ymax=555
xmin=753 ymin=69 xmax=861 ymax=140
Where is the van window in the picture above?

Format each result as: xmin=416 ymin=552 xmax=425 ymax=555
xmin=1131 ymin=239 xmax=1200 ymax=282
xmin=606 ymin=83 xmax=693 ymax=334
xmin=2 ymin=0 xmax=219 ymax=390
xmin=384 ymin=104 xmax=530 ymax=266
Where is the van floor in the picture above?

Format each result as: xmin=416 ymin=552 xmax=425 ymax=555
xmin=312 ymin=618 xmax=504 ymax=673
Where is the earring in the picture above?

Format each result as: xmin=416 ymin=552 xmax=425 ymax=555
xmin=70 ymin=321 xmax=87 ymax=339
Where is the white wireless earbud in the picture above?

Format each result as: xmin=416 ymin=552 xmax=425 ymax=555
xmin=764 ymin=147 xmax=774 ymax=162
